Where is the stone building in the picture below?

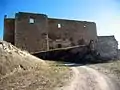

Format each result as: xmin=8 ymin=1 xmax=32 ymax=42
xmin=4 ymin=12 xmax=97 ymax=53
xmin=96 ymin=36 xmax=118 ymax=60
xmin=4 ymin=12 xmax=119 ymax=60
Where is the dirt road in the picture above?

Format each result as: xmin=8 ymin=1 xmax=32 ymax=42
xmin=59 ymin=64 xmax=120 ymax=90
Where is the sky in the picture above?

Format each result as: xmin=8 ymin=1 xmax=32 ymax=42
xmin=0 ymin=0 xmax=120 ymax=47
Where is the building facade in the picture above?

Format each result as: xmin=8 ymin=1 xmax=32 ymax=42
xmin=4 ymin=12 xmax=97 ymax=53
xmin=96 ymin=36 xmax=118 ymax=60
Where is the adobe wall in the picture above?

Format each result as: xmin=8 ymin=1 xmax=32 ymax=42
xmin=4 ymin=18 xmax=15 ymax=45
xmin=96 ymin=36 xmax=118 ymax=60
xmin=15 ymin=12 xmax=48 ymax=53
xmin=48 ymin=18 xmax=97 ymax=49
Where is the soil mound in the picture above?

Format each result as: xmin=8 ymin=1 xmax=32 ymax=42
xmin=0 ymin=40 xmax=45 ymax=77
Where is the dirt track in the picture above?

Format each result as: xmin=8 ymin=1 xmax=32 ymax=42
xmin=59 ymin=64 xmax=120 ymax=90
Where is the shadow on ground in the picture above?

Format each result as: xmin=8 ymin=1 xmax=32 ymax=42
xmin=33 ymin=46 xmax=111 ymax=65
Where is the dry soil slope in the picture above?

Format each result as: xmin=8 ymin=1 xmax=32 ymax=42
xmin=0 ymin=41 xmax=71 ymax=90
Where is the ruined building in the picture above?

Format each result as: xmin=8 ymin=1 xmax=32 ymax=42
xmin=4 ymin=12 xmax=97 ymax=53
xmin=3 ymin=12 xmax=118 ymax=61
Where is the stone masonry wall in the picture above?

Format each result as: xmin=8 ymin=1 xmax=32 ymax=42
xmin=15 ymin=12 xmax=48 ymax=53
xmin=117 ymin=49 xmax=120 ymax=59
xmin=96 ymin=36 xmax=118 ymax=60
xmin=48 ymin=18 xmax=97 ymax=50
xmin=4 ymin=18 xmax=15 ymax=45
xmin=4 ymin=12 xmax=97 ymax=53
xmin=4 ymin=12 xmax=119 ymax=61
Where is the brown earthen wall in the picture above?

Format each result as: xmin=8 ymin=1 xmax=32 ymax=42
xmin=4 ymin=18 xmax=15 ymax=45
xmin=4 ymin=12 xmax=97 ymax=53
xmin=48 ymin=18 xmax=97 ymax=49
xmin=15 ymin=12 xmax=48 ymax=53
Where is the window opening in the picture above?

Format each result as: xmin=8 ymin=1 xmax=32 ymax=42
xmin=29 ymin=18 xmax=35 ymax=24
xmin=58 ymin=24 xmax=61 ymax=28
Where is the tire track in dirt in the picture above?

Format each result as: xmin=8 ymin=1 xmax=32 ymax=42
xmin=59 ymin=64 xmax=120 ymax=90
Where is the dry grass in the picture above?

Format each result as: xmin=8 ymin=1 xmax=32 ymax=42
xmin=0 ymin=61 xmax=71 ymax=90
xmin=0 ymin=41 xmax=72 ymax=90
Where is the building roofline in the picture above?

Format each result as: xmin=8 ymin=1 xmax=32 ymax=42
xmin=15 ymin=12 xmax=95 ymax=23
xmin=98 ymin=35 xmax=118 ymax=43
xmin=17 ymin=12 xmax=47 ymax=16
xmin=97 ymin=35 xmax=115 ymax=37
xmin=48 ymin=17 xmax=95 ymax=23
xmin=4 ymin=18 xmax=15 ymax=20
xmin=4 ymin=12 xmax=96 ymax=24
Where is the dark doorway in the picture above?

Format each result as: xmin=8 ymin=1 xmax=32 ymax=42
xmin=57 ymin=44 xmax=62 ymax=48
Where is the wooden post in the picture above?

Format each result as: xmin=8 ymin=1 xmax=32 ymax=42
xmin=46 ymin=34 xmax=49 ymax=51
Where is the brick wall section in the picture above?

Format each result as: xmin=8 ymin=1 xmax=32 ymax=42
xmin=15 ymin=12 xmax=48 ymax=53
xmin=48 ymin=18 xmax=97 ymax=49
xmin=4 ymin=18 xmax=15 ymax=45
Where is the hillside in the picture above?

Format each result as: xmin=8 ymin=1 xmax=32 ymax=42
xmin=0 ymin=41 xmax=71 ymax=90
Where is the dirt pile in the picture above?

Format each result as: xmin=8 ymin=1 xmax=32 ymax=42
xmin=0 ymin=41 xmax=71 ymax=90
xmin=0 ymin=41 xmax=45 ymax=77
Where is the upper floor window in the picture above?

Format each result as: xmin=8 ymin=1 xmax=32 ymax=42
xmin=84 ymin=25 xmax=86 ymax=28
xmin=58 ymin=24 xmax=61 ymax=28
xmin=29 ymin=18 xmax=35 ymax=24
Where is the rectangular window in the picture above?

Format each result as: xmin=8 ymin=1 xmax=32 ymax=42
xmin=84 ymin=25 xmax=86 ymax=28
xmin=58 ymin=24 xmax=61 ymax=28
xmin=29 ymin=18 xmax=35 ymax=24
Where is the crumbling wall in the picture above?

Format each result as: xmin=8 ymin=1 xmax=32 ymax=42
xmin=33 ymin=46 xmax=88 ymax=63
xmin=33 ymin=45 xmax=102 ymax=64
xmin=48 ymin=18 xmax=97 ymax=50
xmin=4 ymin=12 xmax=119 ymax=62
xmin=96 ymin=36 xmax=118 ymax=60
xmin=4 ymin=18 xmax=15 ymax=45
xmin=117 ymin=49 xmax=120 ymax=59
xmin=4 ymin=12 xmax=98 ymax=53
xmin=15 ymin=12 xmax=48 ymax=53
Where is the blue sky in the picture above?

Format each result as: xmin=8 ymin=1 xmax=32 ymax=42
xmin=0 ymin=0 xmax=120 ymax=47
